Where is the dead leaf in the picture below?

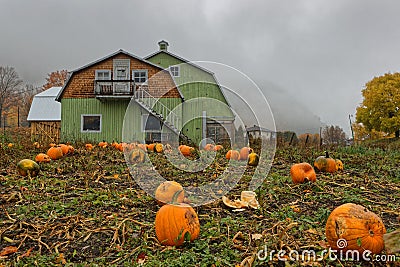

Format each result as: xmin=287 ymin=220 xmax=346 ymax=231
xmin=56 ymin=253 xmax=67 ymax=265
xmin=240 ymin=254 xmax=255 ymax=267
xmin=241 ymin=191 xmax=260 ymax=209
xmin=18 ymin=247 xmax=33 ymax=259
xmin=251 ymin=233 xmax=263 ymax=240
xmin=232 ymin=231 xmax=245 ymax=244
xmin=0 ymin=246 xmax=18 ymax=256
xmin=305 ymin=228 xmax=319 ymax=235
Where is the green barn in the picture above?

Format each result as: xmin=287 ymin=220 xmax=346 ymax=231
xmin=56 ymin=41 xmax=235 ymax=146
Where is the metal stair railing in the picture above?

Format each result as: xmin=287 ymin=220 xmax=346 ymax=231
xmin=134 ymin=88 xmax=181 ymax=133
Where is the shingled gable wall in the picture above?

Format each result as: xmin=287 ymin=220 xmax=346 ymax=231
xmin=61 ymin=53 xmax=181 ymax=99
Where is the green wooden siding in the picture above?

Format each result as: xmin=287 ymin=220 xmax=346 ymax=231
xmin=147 ymin=52 xmax=235 ymax=144
xmin=61 ymin=98 xmax=180 ymax=143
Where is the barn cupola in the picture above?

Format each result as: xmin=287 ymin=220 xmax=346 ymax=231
xmin=158 ymin=40 xmax=169 ymax=51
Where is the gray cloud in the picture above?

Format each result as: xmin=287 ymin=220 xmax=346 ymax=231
xmin=1 ymin=0 xmax=400 ymax=136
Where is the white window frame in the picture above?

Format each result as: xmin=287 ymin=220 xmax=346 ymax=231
xmin=81 ymin=114 xmax=102 ymax=133
xmin=133 ymin=70 xmax=148 ymax=85
xmin=95 ymin=70 xmax=111 ymax=80
xmin=141 ymin=114 xmax=162 ymax=132
xmin=170 ymin=65 xmax=180 ymax=77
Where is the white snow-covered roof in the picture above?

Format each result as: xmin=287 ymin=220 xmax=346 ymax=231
xmin=27 ymin=87 xmax=62 ymax=121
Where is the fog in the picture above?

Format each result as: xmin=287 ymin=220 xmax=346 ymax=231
xmin=2 ymin=0 xmax=400 ymax=136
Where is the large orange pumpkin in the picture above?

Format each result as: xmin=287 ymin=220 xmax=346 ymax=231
xmin=314 ymin=151 xmax=337 ymax=173
xmin=226 ymin=150 xmax=240 ymax=160
xmin=155 ymin=202 xmax=200 ymax=246
xmin=155 ymin=181 xmax=185 ymax=206
xmin=47 ymin=146 xmax=63 ymax=160
xmin=325 ymin=203 xmax=386 ymax=254
xmin=290 ymin=162 xmax=317 ymax=184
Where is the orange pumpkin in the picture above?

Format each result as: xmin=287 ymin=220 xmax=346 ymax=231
xmin=155 ymin=202 xmax=200 ymax=246
xmin=47 ymin=146 xmax=63 ymax=160
xmin=98 ymin=141 xmax=108 ymax=148
xmin=314 ymin=151 xmax=337 ymax=173
xmin=335 ymin=159 xmax=344 ymax=171
xmin=203 ymin=144 xmax=215 ymax=151
xmin=213 ymin=144 xmax=223 ymax=151
xmin=85 ymin=143 xmax=94 ymax=150
xmin=325 ymin=203 xmax=386 ymax=254
xmin=59 ymin=144 xmax=69 ymax=155
xmin=115 ymin=143 xmax=123 ymax=152
xmin=146 ymin=143 xmax=156 ymax=152
xmin=179 ymin=145 xmax=194 ymax=157
xmin=239 ymin=147 xmax=253 ymax=160
xmin=155 ymin=181 xmax=185 ymax=206
xmin=35 ymin=153 xmax=51 ymax=163
xmin=226 ymin=150 xmax=240 ymax=160
xmin=154 ymin=143 xmax=164 ymax=153
xmin=290 ymin=162 xmax=317 ymax=184
xmin=137 ymin=143 xmax=147 ymax=151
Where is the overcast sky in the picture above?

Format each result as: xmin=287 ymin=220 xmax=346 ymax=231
xmin=1 ymin=0 xmax=400 ymax=136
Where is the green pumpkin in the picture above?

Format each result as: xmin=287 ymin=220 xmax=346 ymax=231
xmin=17 ymin=159 xmax=40 ymax=177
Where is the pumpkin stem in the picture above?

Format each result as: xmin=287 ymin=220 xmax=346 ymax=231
xmin=325 ymin=151 xmax=330 ymax=158
xmin=171 ymin=189 xmax=184 ymax=204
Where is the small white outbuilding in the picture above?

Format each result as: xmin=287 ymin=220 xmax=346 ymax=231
xmin=27 ymin=86 xmax=62 ymax=144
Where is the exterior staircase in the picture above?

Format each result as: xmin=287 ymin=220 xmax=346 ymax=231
xmin=134 ymin=88 xmax=191 ymax=144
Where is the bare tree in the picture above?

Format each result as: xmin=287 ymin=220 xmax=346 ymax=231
xmin=0 ymin=66 xmax=23 ymax=126
xmin=322 ymin=125 xmax=346 ymax=145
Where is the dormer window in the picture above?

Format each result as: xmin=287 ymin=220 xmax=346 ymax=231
xmin=133 ymin=70 xmax=148 ymax=84
xmin=170 ymin=65 xmax=180 ymax=77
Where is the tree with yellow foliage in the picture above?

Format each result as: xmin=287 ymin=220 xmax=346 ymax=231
xmin=356 ymin=72 xmax=400 ymax=137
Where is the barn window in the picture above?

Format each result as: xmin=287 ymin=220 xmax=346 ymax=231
xmin=95 ymin=70 xmax=110 ymax=80
xmin=133 ymin=70 xmax=148 ymax=84
xmin=81 ymin=114 xmax=102 ymax=132
xmin=142 ymin=114 xmax=162 ymax=132
xmin=170 ymin=65 xmax=180 ymax=77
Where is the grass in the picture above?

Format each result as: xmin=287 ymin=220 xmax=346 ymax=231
xmin=0 ymin=129 xmax=399 ymax=266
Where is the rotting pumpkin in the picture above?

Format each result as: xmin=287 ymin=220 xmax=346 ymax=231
xmin=35 ymin=153 xmax=51 ymax=163
xmin=325 ymin=203 xmax=386 ymax=255
xmin=17 ymin=159 xmax=40 ymax=177
xmin=290 ymin=162 xmax=317 ymax=184
xmin=155 ymin=200 xmax=200 ymax=246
